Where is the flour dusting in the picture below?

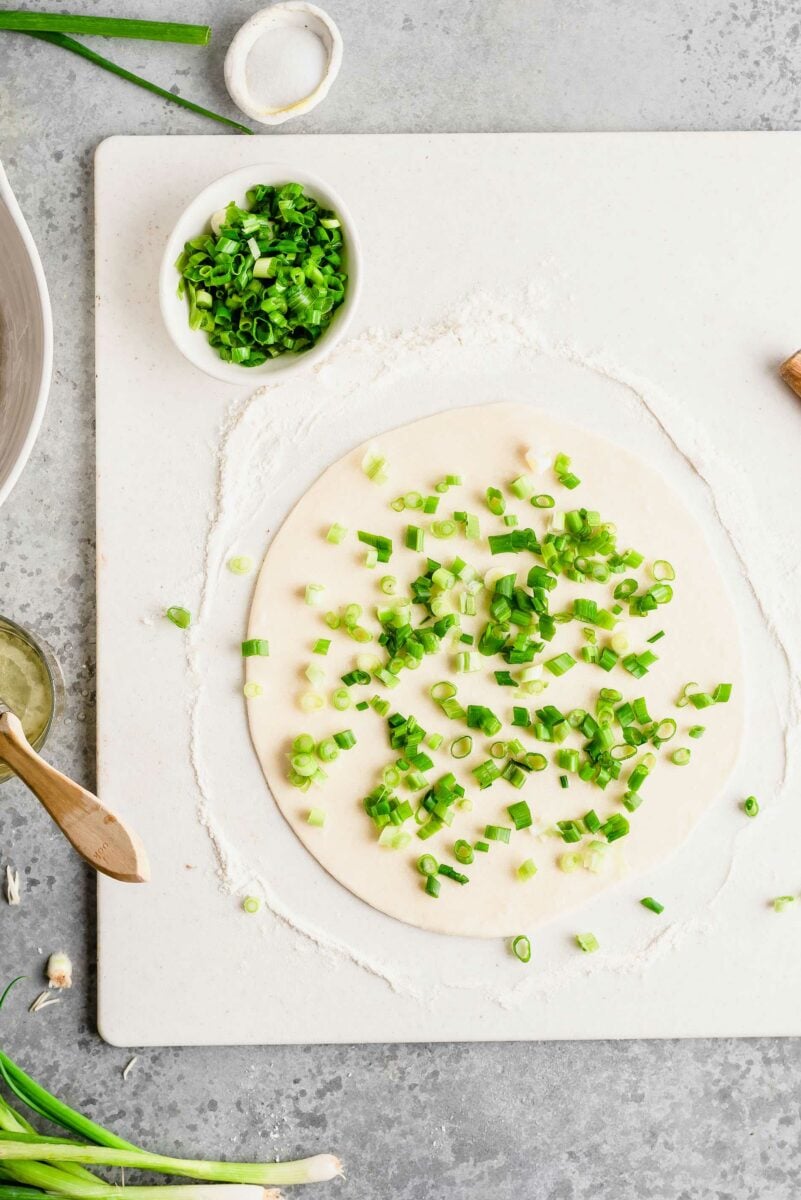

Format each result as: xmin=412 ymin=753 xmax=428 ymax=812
xmin=180 ymin=290 xmax=797 ymax=1005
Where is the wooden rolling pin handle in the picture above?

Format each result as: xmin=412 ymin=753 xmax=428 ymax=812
xmin=0 ymin=710 xmax=149 ymax=883
xmin=779 ymin=351 xmax=801 ymax=399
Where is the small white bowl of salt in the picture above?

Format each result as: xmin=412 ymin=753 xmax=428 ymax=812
xmin=224 ymin=2 xmax=343 ymax=126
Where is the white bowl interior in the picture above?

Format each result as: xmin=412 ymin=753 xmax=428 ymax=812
xmin=159 ymin=164 xmax=361 ymax=386
xmin=0 ymin=168 xmax=52 ymax=507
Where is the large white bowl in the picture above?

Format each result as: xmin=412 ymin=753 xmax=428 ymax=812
xmin=158 ymin=164 xmax=361 ymax=385
xmin=0 ymin=162 xmax=53 ymax=508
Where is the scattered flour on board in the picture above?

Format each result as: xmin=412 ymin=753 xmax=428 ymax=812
xmin=179 ymin=289 xmax=798 ymax=1007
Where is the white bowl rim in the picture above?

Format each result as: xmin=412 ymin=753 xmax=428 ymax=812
xmin=224 ymin=2 xmax=344 ymax=127
xmin=0 ymin=161 xmax=54 ymax=509
xmin=158 ymin=162 xmax=362 ymax=386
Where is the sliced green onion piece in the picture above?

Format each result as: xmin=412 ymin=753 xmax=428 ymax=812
xmin=575 ymin=932 xmax=599 ymax=953
xmin=531 ymin=494 xmax=555 ymax=509
xmin=450 ymin=735 xmax=473 ymax=759
xmin=640 ymin=896 xmax=664 ymax=914
xmin=484 ymin=824 xmax=511 ymax=844
xmin=166 ymin=605 xmax=191 ymax=629
xmin=507 ymin=800 xmax=532 ymax=829
xmin=517 ymin=858 xmax=538 ymax=882
xmin=241 ymin=638 xmax=270 ymax=657
xmin=774 ymin=895 xmax=796 ymax=912
xmin=305 ymin=583 xmax=325 ymax=606
xmin=438 ymin=863 xmax=469 ymax=884
xmin=650 ymin=560 xmax=676 ymax=581
xmin=670 ymin=747 xmax=691 ymax=765
xmin=511 ymin=934 xmax=531 ymax=963
xmin=743 ymin=795 xmax=759 ymax=818
xmin=425 ymin=875 xmax=441 ymax=898
xmin=243 ymin=682 xmax=263 ymax=698
xmin=242 ymin=895 xmax=261 ymax=914
xmin=559 ymin=851 xmax=582 ymax=873
xmin=417 ymin=853 xmax=438 ymax=876
xmin=486 ymin=486 xmax=506 ymax=516
xmin=362 ymin=446 xmax=388 ymax=484
xmin=676 ymin=682 xmax=700 ymax=708
xmin=307 ymin=807 xmax=326 ymax=827
xmin=510 ymin=474 xmax=536 ymax=500
xmin=430 ymin=680 xmax=457 ymax=701
xmin=227 ymin=555 xmax=253 ymax=575
xmin=545 ymin=652 xmax=576 ymax=676
xmin=454 ymin=839 xmax=475 ymax=865
xmin=326 ymin=522 xmax=348 ymax=544
xmin=689 ymin=725 xmax=705 ymax=738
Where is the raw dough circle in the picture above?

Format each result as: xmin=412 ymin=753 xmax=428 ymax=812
xmin=246 ymin=404 xmax=743 ymax=938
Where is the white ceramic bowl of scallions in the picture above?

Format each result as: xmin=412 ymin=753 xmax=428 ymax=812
xmin=159 ymin=164 xmax=361 ymax=384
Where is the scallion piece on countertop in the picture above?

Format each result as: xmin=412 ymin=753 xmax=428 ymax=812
xmin=743 ymin=796 xmax=759 ymax=818
xmin=640 ymin=896 xmax=664 ymax=914
xmin=0 ymin=12 xmax=211 ymax=41
xmin=24 ymin=31 xmax=252 ymax=134
xmin=511 ymin=934 xmax=531 ymax=963
xmin=241 ymin=638 xmax=269 ymax=657
xmin=773 ymin=895 xmax=796 ymax=912
xmin=517 ymin=858 xmax=538 ymax=882
xmin=575 ymin=932 xmax=599 ymax=953
xmin=242 ymin=894 xmax=261 ymax=913
xmin=166 ymin=606 xmax=191 ymax=629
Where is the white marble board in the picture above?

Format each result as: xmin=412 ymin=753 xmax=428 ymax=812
xmin=95 ymin=133 xmax=801 ymax=1045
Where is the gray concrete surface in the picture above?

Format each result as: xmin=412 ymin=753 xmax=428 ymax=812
xmin=1 ymin=2 xmax=801 ymax=1197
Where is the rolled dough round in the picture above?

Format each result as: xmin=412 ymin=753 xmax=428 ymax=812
xmin=245 ymin=404 xmax=743 ymax=938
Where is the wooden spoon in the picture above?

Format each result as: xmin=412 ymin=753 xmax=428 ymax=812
xmin=0 ymin=703 xmax=149 ymax=883
xmin=779 ymin=351 xmax=801 ymax=398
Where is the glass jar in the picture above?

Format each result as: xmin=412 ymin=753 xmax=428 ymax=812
xmin=0 ymin=616 xmax=64 ymax=784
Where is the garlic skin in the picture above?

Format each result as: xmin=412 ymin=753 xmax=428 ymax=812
xmin=46 ymin=951 xmax=73 ymax=990
xmin=5 ymin=866 xmax=20 ymax=905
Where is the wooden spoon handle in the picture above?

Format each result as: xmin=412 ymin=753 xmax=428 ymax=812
xmin=0 ymin=711 xmax=149 ymax=883
xmin=779 ymin=351 xmax=801 ymax=399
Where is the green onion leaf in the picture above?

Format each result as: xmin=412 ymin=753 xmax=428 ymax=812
xmin=26 ymin=31 xmax=252 ymax=133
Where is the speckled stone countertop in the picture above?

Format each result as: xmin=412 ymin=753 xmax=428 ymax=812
xmin=1 ymin=3 xmax=801 ymax=1197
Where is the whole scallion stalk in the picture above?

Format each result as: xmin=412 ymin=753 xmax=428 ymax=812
xmin=0 ymin=13 xmax=210 ymax=44
xmin=0 ymin=983 xmax=342 ymax=1194
xmin=0 ymin=1138 xmax=342 ymax=1187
